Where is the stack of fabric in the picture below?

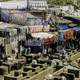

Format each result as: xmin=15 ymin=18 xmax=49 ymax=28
xmin=29 ymin=25 xmax=50 ymax=33
xmin=43 ymin=25 xmax=50 ymax=32
xmin=29 ymin=25 xmax=43 ymax=33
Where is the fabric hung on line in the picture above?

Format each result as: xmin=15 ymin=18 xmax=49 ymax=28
xmin=64 ymin=29 xmax=74 ymax=40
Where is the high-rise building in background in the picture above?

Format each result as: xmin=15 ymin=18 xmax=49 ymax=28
xmin=29 ymin=0 xmax=48 ymax=10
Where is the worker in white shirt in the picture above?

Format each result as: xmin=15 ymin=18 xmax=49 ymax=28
xmin=20 ymin=45 xmax=24 ymax=56
xmin=27 ymin=47 xmax=31 ymax=54
xmin=45 ymin=74 xmax=53 ymax=80
xmin=51 ymin=60 xmax=56 ymax=68
xmin=32 ymin=59 xmax=37 ymax=65
xmin=61 ymin=75 xmax=67 ymax=80
xmin=65 ymin=53 xmax=69 ymax=61
xmin=44 ymin=48 xmax=47 ymax=54
xmin=62 ymin=48 xmax=67 ymax=55
xmin=61 ymin=48 xmax=68 ymax=60
xmin=32 ymin=57 xmax=37 ymax=65
xmin=25 ymin=48 xmax=27 ymax=56
xmin=15 ymin=48 xmax=18 ymax=59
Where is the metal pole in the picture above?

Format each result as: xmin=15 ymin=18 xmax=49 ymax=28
xmin=26 ymin=0 xmax=28 ymax=26
xmin=27 ymin=0 xmax=29 ymax=10
xmin=0 ymin=8 xmax=1 ymax=21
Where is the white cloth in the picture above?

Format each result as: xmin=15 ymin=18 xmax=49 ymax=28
xmin=32 ymin=32 xmax=53 ymax=39
xmin=63 ymin=49 xmax=66 ymax=54
xmin=45 ymin=74 xmax=53 ymax=80
xmin=60 ymin=48 xmax=67 ymax=55
xmin=61 ymin=76 xmax=67 ymax=80
xmin=20 ymin=46 xmax=24 ymax=52
xmin=44 ymin=49 xmax=47 ymax=54
xmin=15 ymin=48 xmax=18 ymax=53
xmin=51 ymin=60 xmax=56 ymax=67
xmin=65 ymin=53 xmax=68 ymax=60
xmin=32 ymin=59 xmax=37 ymax=64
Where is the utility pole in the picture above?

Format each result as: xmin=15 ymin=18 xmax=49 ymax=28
xmin=25 ymin=0 xmax=28 ymax=27
xmin=0 ymin=8 xmax=1 ymax=21
xmin=27 ymin=0 xmax=29 ymax=11
xmin=26 ymin=0 xmax=31 ymax=34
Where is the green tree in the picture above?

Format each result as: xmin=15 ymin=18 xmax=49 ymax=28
xmin=48 ymin=0 xmax=66 ymax=6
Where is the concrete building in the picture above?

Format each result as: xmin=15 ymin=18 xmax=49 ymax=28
xmin=0 ymin=0 xmax=48 ymax=10
xmin=28 ymin=0 xmax=48 ymax=10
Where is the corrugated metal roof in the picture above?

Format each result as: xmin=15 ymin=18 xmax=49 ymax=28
xmin=0 ymin=0 xmax=27 ymax=9
xmin=0 ymin=22 xmax=19 ymax=29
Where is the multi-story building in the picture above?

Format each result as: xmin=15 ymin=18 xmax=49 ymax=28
xmin=28 ymin=0 xmax=48 ymax=11
xmin=0 ymin=0 xmax=48 ymax=27
xmin=0 ymin=0 xmax=48 ymax=10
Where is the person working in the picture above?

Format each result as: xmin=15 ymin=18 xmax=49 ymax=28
xmin=45 ymin=74 xmax=53 ymax=80
xmin=32 ymin=57 xmax=37 ymax=65
xmin=61 ymin=74 xmax=67 ymax=80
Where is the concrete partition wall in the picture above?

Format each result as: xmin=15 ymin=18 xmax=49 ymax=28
xmin=71 ymin=52 xmax=80 ymax=61
xmin=4 ymin=70 xmax=25 ymax=80
xmin=5 ymin=44 xmax=12 ymax=56
xmin=52 ymin=67 xmax=67 ymax=76
xmin=52 ymin=67 xmax=80 ymax=79
xmin=27 ymin=67 xmax=54 ymax=80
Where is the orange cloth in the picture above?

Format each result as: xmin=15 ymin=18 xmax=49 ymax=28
xmin=64 ymin=30 xmax=74 ymax=40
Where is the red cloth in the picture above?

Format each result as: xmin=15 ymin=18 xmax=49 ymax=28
xmin=42 ymin=37 xmax=54 ymax=45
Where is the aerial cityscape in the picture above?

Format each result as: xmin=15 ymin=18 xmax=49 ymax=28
xmin=0 ymin=0 xmax=80 ymax=80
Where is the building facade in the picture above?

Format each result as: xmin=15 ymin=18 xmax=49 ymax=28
xmin=28 ymin=0 xmax=48 ymax=10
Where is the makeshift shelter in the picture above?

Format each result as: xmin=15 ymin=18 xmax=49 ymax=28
xmin=31 ymin=32 xmax=58 ymax=45
xmin=1 ymin=10 xmax=46 ymax=26
xmin=23 ymin=32 xmax=58 ymax=53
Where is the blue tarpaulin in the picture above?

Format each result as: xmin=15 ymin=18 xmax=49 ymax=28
xmin=58 ymin=32 xmax=64 ymax=42
xmin=57 ymin=24 xmax=68 ymax=30
xmin=72 ymin=27 xmax=80 ymax=32
xmin=1 ymin=12 xmax=10 ymax=22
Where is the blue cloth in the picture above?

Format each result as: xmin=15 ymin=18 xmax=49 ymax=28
xmin=72 ymin=27 xmax=80 ymax=32
xmin=58 ymin=32 xmax=64 ymax=42
xmin=25 ymin=39 xmax=42 ymax=47
xmin=57 ymin=24 xmax=68 ymax=30
xmin=1 ymin=12 xmax=10 ymax=22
